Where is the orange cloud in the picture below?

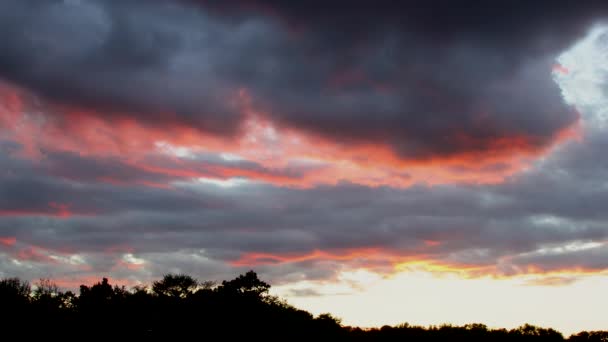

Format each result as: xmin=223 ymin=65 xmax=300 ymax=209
xmin=16 ymin=246 xmax=57 ymax=264
xmin=553 ymin=63 xmax=570 ymax=75
xmin=48 ymin=202 xmax=72 ymax=218
xmin=112 ymin=259 xmax=146 ymax=271
xmin=231 ymin=245 xmax=607 ymax=283
xmin=396 ymin=257 xmax=608 ymax=280
xmin=230 ymin=248 xmax=411 ymax=267
xmin=0 ymin=202 xmax=77 ymax=218
xmin=523 ymin=276 xmax=579 ymax=286
xmin=0 ymin=83 xmax=581 ymax=189
xmin=0 ymin=236 xmax=16 ymax=247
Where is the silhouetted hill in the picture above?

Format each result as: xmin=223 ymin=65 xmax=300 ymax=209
xmin=0 ymin=271 xmax=605 ymax=341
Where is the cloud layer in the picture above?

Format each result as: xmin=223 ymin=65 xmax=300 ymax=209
xmin=1 ymin=1 xmax=608 ymax=290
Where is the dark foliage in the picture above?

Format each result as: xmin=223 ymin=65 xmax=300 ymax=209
xmin=0 ymin=271 xmax=604 ymax=341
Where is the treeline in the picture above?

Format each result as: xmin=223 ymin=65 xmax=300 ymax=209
xmin=0 ymin=271 xmax=606 ymax=341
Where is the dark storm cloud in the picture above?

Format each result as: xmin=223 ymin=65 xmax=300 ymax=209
xmin=0 ymin=0 xmax=251 ymax=134
xmin=0 ymin=0 xmax=601 ymax=159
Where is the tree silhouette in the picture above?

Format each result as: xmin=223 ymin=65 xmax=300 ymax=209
xmin=569 ymin=331 xmax=608 ymax=342
xmin=220 ymin=270 xmax=270 ymax=298
xmin=32 ymin=278 xmax=71 ymax=311
xmin=0 ymin=277 xmax=31 ymax=299
xmin=79 ymin=277 xmax=114 ymax=302
xmin=514 ymin=324 xmax=564 ymax=342
xmin=0 ymin=277 xmax=31 ymax=311
xmin=152 ymin=273 xmax=198 ymax=298
xmin=0 ymin=272 xmax=605 ymax=341
xmin=33 ymin=278 xmax=60 ymax=299
xmin=315 ymin=312 xmax=344 ymax=337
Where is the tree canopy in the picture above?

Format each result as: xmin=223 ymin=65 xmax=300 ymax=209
xmin=152 ymin=273 xmax=198 ymax=298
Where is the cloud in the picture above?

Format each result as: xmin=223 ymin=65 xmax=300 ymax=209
xmin=0 ymin=0 xmax=593 ymax=166
xmin=3 ymin=83 xmax=564 ymax=187
xmin=1 ymin=2 xmax=608 ymax=288
xmin=523 ymin=276 xmax=580 ymax=287
xmin=283 ymin=287 xmax=325 ymax=298
xmin=2 ymin=126 xmax=608 ymax=284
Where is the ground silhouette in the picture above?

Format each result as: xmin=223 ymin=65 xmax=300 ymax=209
xmin=0 ymin=271 xmax=605 ymax=341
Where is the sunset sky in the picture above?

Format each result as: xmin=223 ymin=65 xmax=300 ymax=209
xmin=1 ymin=0 xmax=608 ymax=335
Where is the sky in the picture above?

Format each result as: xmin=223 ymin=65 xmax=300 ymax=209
xmin=1 ymin=0 xmax=608 ymax=335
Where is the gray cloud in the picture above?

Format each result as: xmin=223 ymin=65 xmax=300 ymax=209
xmin=2 ymin=127 xmax=608 ymax=285
xmin=0 ymin=0 xmax=598 ymax=160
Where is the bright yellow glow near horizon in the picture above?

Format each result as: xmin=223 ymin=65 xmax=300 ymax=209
xmin=276 ymin=271 xmax=608 ymax=336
